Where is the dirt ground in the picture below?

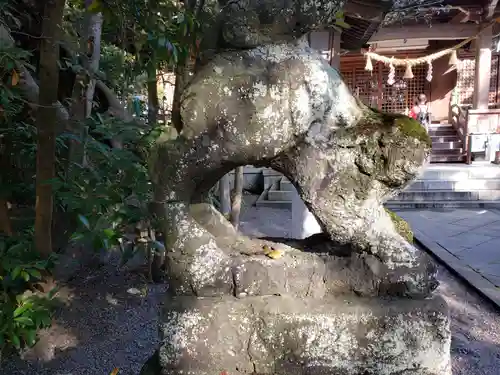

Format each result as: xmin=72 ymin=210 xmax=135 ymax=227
xmin=1 ymin=205 xmax=500 ymax=375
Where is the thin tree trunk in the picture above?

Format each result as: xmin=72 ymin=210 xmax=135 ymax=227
xmin=34 ymin=0 xmax=66 ymax=257
xmin=170 ymin=38 xmax=185 ymax=132
xmin=146 ymin=0 xmax=164 ymax=282
xmin=230 ymin=166 xmax=244 ymax=229
xmin=219 ymin=174 xmax=231 ymax=218
xmin=147 ymin=60 xmax=159 ymax=126
xmin=83 ymin=10 xmax=103 ymax=118
xmin=56 ymin=5 xmax=102 ymax=251
xmin=149 ymin=188 xmax=166 ymax=282
xmin=66 ymin=72 xmax=87 ymax=167
xmin=66 ymin=7 xmax=103 ymax=171
xmin=171 ymin=0 xmax=200 ymax=133
xmin=146 ymin=0 xmax=159 ymax=127
xmin=0 ymin=199 xmax=12 ymax=236
xmin=171 ymin=64 xmax=185 ymax=133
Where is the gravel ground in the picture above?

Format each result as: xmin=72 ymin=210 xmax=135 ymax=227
xmin=1 ymin=261 xmax=167 ymax=375
xmin=439 ymin=265 xmax=500 ymax=375
xmin=1 ymin=205 xmax=500 ymax=375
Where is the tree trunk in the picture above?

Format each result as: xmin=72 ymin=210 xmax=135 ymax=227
xmin=147 ymin=60 xmax=159 ymax=126
xmin=146 ymin=0 xmax=159 ymax=127
xmin=171 ymin=65 xmax=185 ymax=133
xmin=83 ymin=10 xmax=103 ymax=118
xmin=171 ymin=0 xmax=200 ymax=132
xmin=146 ymin=0 xmax=164 ymax=281
xmin=0 ymin=199 xmax=12 ymax=236
xmin=34 ymin=0 xmax=66 ymax=257
xmin=230 ymin=166 xmax=244 ymax=229
xmin=66 ymin=8 xmax=103 ymax=172
xmin=219 ymin=174 xmax=231 ymax=218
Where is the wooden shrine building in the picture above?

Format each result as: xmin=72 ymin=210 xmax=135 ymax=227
xmin=309 ymin=0 xmax=500 ymax=163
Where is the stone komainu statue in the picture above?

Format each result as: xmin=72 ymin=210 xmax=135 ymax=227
xmin=141 ymin=1 xmax=451 ymax=374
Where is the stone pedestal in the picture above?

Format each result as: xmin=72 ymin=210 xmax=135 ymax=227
xmin=142 ymin=295 xmax=451 ymax=375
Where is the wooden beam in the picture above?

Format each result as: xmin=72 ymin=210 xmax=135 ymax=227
xmin=448 ymin=6 xmax=484 ymax=24
xmin=450 ymin=8 xmax=470 ymax=23
xmin=369 ymin=23 xmax=481 ymax=43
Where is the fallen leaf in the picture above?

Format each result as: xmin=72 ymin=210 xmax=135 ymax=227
xmin=110 ymin=368 xmax=119 ymax=375
xmin=11 ymin=70 xmax=19 ymax=86
xmin=266 ymin=249 xmax=284 ymax=259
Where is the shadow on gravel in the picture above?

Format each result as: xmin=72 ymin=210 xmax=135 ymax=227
xmin=0 ymin=259 xmax=168 ymax=375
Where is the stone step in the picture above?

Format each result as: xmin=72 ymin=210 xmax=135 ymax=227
xmin=385 ymin=200 xmax=500 ymax=209
xmin=395 ymin=190 xmax=500 ymax=201
xmin=428 ymin=128 xmax=457 ymax=137
xmin=431 ymin=141 xmax=463 ymax=150
xmin=419 ymin=165 xmax=500 ymax=180
xmin=430 ymin=135 xmax=461 ymax=143
xmin=430 ymin=154 xmax=466 ymax=163
xmin=432 ymin=148 xmax=462 ymax=155
xmin=263 ymin=173 xmax=283 ymax=189
xmin=280 ymin=178 xmax=294 ymax=191
xmin=268 ymin=190 xmax=294 ymax=202
xmin=261 ymin=168 xmax=282 ymax=176
xmin=255 ymin=199 xmax=292 ymax=209
xmin=405 ymin=179 xmax=500 ymax=191
xmin=428 ymin=123 xmax=453 ymax=128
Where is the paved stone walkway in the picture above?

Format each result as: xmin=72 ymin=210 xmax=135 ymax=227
xmin=395 ymin=208 xmax=500 ymax=308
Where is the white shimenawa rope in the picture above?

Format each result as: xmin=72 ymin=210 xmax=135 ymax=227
xmin=364 ymin=19 xmax=499 ymax=68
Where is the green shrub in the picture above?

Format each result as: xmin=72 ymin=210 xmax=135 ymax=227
xmin=0 ymin=233 xmax=57 ymax=357
xmin=49 ymin=117 xmax=170 ymax=274
xmin=0 ymin=27 xmax=58 ymax=357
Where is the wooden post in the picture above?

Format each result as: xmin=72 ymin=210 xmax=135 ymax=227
xmin=377 ymin=65 xmax=383 ymax=110
xmin=330 ymin=30 xmax=341 ymax=69
xmin=466 ymin=134 xmax=472 ymax=164
xmin=473 ymin=24 xmax=493 ymax=109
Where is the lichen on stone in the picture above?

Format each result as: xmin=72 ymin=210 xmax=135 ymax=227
xmin=385 ymin=208 xmax=414 ymax=243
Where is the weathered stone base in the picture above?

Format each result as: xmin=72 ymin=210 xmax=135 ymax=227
xmin=142 ymin=294 xmax=451 ymax=375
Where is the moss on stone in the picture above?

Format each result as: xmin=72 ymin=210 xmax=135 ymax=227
xmin=357 ymin=107 xmax=432 ymax=149
xmin=385 ymin=208 xmax=414 ymax=243
xmin=393 ymin=116 xmax=432 ymax=148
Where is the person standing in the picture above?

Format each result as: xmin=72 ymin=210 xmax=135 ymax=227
xmin=408 ymin=94 xmax=430 ymax=131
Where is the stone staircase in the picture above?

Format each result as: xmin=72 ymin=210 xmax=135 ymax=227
xmin=255 ymin=164 xmax=500 ymax=209
xmin=253 ymin=122 xmax=499 ymax=209
xmin=385 ymin=163 xmax=500 ymax=209
xmin=429 ymin=123 xmax=466 ymax=163
xmin=255 ymin=168 xmax=294 ymax=209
